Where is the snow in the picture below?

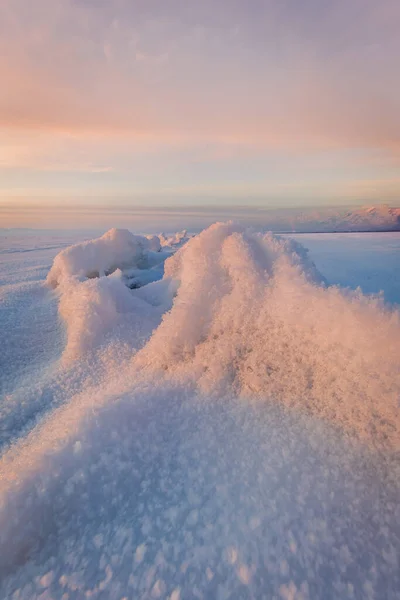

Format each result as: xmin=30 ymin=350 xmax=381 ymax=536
xmin=254 ymin=204 xmax=400 ymax=232
xmin=46 ymin=228 xmax=163 ymax=287
xmin=133 ymin=223 xmax=400 ymax=449
xmin=158 ymin=230 xmax=190 ymax=248
xmin=285 ymin=232 xmax=400 ymax=305
xmin=44 ymin=228 xmax=172 ymax=361
xmin=0 ymin=224 xmax=399 ymax=598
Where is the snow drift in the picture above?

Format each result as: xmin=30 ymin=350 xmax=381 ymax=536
xmin=47 ymin=228 xmax=162 ymax=287
xmin=158 ymin=229 xmax=190 ymax=247
xmin=0 ymin=223 xmax=399 ymax=598
xmin=46 ymin=228 xmax=171 ymax=360
xmin=135 ymin=222 xmax=400 ymax=449
xmin=45 ymin=222 xmax=400 ymax=448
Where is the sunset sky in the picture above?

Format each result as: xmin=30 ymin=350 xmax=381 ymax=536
xmin=1 ymin=0 xmax=400 ymax=227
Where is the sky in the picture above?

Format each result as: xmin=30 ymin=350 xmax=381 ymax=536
xmin=1 ymin=0 xmax=400 ymax=228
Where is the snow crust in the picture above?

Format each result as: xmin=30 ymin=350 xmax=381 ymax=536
xmin=1 ymin=223 xmax=400 ymax=598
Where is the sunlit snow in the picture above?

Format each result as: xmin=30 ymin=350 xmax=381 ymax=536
xmin=0 ymin=224 xmax=399 ymax=599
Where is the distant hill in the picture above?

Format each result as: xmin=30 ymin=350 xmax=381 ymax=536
xmin=259 ymin=204 xmax=400 ymax=233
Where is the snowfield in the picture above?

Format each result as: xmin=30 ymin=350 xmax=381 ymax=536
xmin=0 ymin=224 xmax=399 ymax=599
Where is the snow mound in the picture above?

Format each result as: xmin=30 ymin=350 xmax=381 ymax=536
xmin=0 ymin=222 xmax=400 ymax=597
xmin=47 ymin=228 xmax=161 ymax=287
xmin=159 ymin=229 xmax=190 ymax=248
xmin=44 ymin=221 xmax=400 ymax=448
xmin=46 ymin=228 xmax=172 ymax=360
xmin=136 ymin=222 xmax=400 ymax=449
xmin=144 ymin=234 xmax=162 ymax=252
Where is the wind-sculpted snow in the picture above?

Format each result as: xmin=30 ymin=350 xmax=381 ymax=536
xmin=158 ymin=229 xmax=190 ymax=248
xmin=47 ymin=228 xmax=162 ymax=287
xmin=137 ymin=222 xmax=400 ymax=450
xmin=46 ymin=228 xmax=171 ymax=360
xmin=0 ymin=223 xmax=399 ymax=598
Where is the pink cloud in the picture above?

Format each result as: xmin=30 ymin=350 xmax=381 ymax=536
xmin=0 ymin=0 xmax=399 ymax=155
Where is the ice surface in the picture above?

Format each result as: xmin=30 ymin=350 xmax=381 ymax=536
xmin=0 ymin=230 xmax=93 ymax=397
xmin=0 ymin=225 xmax=399 ymax=599
xmin=286 ymin=232 xmax=400 ymax=305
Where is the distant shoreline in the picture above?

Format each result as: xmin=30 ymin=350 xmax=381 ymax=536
xmin=277 ymin=229 xmax=400 ymax=235
xmin=1 ymin=227 xmax=400 ymax=235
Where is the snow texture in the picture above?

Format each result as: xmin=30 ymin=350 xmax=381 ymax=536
xmin=0 ymin=223 xmax=399 ymax=599
xmin=47 ymin=228 xmax=163 ymax=287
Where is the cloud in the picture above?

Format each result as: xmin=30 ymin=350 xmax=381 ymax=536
xmin=0 ymin=0 xmax=399 ymax=154
xmin=0 ymin=0 xmax=399 ymax=212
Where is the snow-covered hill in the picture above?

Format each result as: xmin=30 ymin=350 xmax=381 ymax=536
xmin=262 ymin=204 xmax=400 ymax=233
